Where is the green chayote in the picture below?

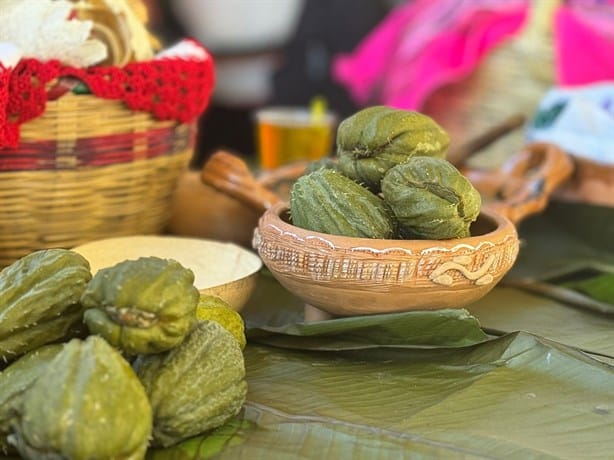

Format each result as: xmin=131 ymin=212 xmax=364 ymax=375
xmin=290 ymin=168 xmax=396 ymax=239
xmin=81 ymin=256 xmax=199 ymax=355
xmin=10 ymin=336 xmax=152 ymax=460
xmin=381 ymin=156 xmax=481 ymax=240
xmin=337 ymin=105 xmax=450 ymax=191
xmin=0 ymin=344 xmax=64 ymax=455
xmin=0 ymin=249 xmax=92 ymax=363
xmin=134 ymin=321 xmax=247 ymax=448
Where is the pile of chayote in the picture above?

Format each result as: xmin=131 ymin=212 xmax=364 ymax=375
xmin=0 ymin=249 xmax=247 ymax=459
xmin=292 ymin=105 xmax=481 ymax=240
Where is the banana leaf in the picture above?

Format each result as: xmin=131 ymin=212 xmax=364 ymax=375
xmin=559 ymin=272 xmax=614 ymax=305
xmin=247 ymin=308 xmax=488 ymax=350
xmin=546 ymin=201 xmax=614 ymax=254
xmin=246 ymin=271 xmax=614 ymax=360
xmin=146 ymin=201 xmax=614 ymax=458
xmin=467 ymin=286 xmax=614 ymax=359
xmin=506 ymin=202 xmax=614 ymax=314
xmin=148 ymin=330 xmax=614 ymax=459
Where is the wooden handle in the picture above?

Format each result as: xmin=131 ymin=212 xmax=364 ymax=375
xmin=201 ymin=144 xmax=572 ymax=227
xmin=449 ymin=113 xmax=526 ymax=166
xmin=200 ymin=151 xmax=282 ymax=214
xmin=257 ymin=161 xmax=308 ymax=189
xmin=464 ymin=142 xmax=574 ymax=224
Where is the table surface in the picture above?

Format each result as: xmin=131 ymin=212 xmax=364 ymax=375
xmin=146 ymin=203 xmax=614 ymax=460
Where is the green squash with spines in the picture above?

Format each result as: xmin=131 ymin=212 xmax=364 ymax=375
xmin=304 ymin=156 xmax=339 ymax=174
xmin=133 ymin=320 xmax=247 ymax=448
xmin=81 ymin=256 xmax=199 ymax=356
xmin=0 ymin=344 xmax=64 ymax=455
xmin=337 ymin=106 xmax=450 ymax=192
xmin=290 ymin=168 xmax=396 ymax=239
xmin=381 ymin=156 xmax=482 ymax=240
xmin=0 ymin=249 xmax=92 ymax=364
xmin=10 ymin=336 xmax=152 ymax=460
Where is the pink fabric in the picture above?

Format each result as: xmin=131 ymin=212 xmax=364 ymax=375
xmin=333 ymin=0 xmax=614 ymax=109
xmin=332 ymin=0 xmax=528 ymax=110
xmin=555 ymin=3 xmax=614 ymax=85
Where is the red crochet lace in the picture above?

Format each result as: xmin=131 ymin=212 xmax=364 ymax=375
xmin=0 ymin=44 xmax=214 ymax=148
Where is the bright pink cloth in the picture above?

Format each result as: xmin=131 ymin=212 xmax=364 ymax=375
xmin=333 ymin=0 xmax=614 ymax=110
xmin=332 ymin=0 xmax=528 ymax=109
xmin=555 ymin=3 xmax=614 ymax=85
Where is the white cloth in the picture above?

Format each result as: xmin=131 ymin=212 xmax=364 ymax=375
xmin=526 ymin=83 xmax=614 ymax=165
xmin=0 ymin=42 xmax=21 ymax=68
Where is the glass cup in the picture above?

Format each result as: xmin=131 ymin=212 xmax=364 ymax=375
xmin=255 ymin=106 xmax=337 ymax=169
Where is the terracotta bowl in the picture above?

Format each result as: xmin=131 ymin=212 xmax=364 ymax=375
xmin=167 ymin=169 xmax=262 ymax=248
xmin=201 ymin=143 xmax=573 ymax=319
xmin=168 ymin=151 xmax=306 ymax=248
xmin=253 ymin=203 xmax=519 ymax=317
xmin=73 ymin=235 xmax=262 ymax=311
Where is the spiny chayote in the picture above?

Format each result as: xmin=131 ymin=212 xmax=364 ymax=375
xmin=0 ymin=344 xmax=64 ymax=455
xmin=0 ymin=249 xmax=92 ymax=364
xmin=381 ymin=156 xmax=481 ymax=240
xmin=10 ymin=336 xmax=152 ymax=460
xmin=134 ymin=320 xmax=247 ymax=448
xmin=290 ymin=168 xmax=396 ymax=239
xmin=81 ymin=256 xmax=199 ymax=355
xmin=337 ymin=105 xmax=449 ymax=191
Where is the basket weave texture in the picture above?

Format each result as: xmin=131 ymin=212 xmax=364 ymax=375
xmin=0 ymin=93 xmax=196 ymax=267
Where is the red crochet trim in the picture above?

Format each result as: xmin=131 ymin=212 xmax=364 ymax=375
xmin=0 ymin=65 xmax=16 ymax=147
xmin=0 ymin=43 xmax=214 ymax=148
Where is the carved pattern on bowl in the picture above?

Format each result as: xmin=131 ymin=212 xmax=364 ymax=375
xmin=254 ymin=223 xmax=518 ymax=288
xmin=253 ymin=203 xmax=520 ymax=314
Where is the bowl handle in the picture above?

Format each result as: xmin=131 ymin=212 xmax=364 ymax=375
xmin=463 ymin=142 xmax=574 ymax=225
xmin=200 ymin=150 xmax=307 ymax=214
xmin=202 ymin=144 xmax=572 ymax=226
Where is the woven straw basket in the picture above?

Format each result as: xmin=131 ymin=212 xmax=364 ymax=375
xmin=0 ymin=93 xmax=195 ymax=268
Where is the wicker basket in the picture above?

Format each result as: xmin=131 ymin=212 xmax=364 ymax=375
xmin=0 ymin=93 xmax=196 ymax=267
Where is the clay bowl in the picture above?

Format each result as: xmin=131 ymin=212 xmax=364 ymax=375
xmin=253 ymin=143 xmax=573 ymax=319
xmin=168 ymin=151 xmax=306 ymax=248
xmin=72 ymin=235 xmax=262 ymax=311
xmin=254 ymin=203 xmax=519 ymax=318
xmin=167 ymin=168 xmax=263 ymax=248
xmin=201 ymin=144 xmax=573 ymax=319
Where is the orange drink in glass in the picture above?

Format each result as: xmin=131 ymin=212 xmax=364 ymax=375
xmin=255 ymin=107 xmax=336 ymax=169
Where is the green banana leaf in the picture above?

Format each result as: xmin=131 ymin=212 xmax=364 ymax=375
xmin=148 ymin=330 xmax=613 ymax=459
xmin=506 ymin=202 xmax=614 ymax=314
xmin=246 ymin=271 xmax=614 ymax=360
xmin=247 ymin=308 xmax=488 ymax=350
xmin=546 ymin=201 xmax=614 ymax=254
xmin=559 ymin=271 xmax=614 ymax=305
xmin=467 ymin=286 xmax=614 ymax=359
xmin=144 ymin=269 xmax=614 ymax=460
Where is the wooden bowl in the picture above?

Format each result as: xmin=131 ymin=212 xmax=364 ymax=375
xmin=254 ymin=203 xmax=519 ymax=317
xmin=73 ymin=235 xmax=262 ymax=311
xmin=167 ymin=169 xmax=262 ymax=248
xmin=168 ymin=151 xmax=306 ymax=248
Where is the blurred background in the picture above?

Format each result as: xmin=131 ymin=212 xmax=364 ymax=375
xmin=144 ymin=0 xmax=614 ymax=178
xmin=145 ymin=0 xmax=399 ymax=167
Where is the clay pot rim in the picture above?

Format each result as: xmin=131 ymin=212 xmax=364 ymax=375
xmin=258 ymin=202 xmax=517 ymax=252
